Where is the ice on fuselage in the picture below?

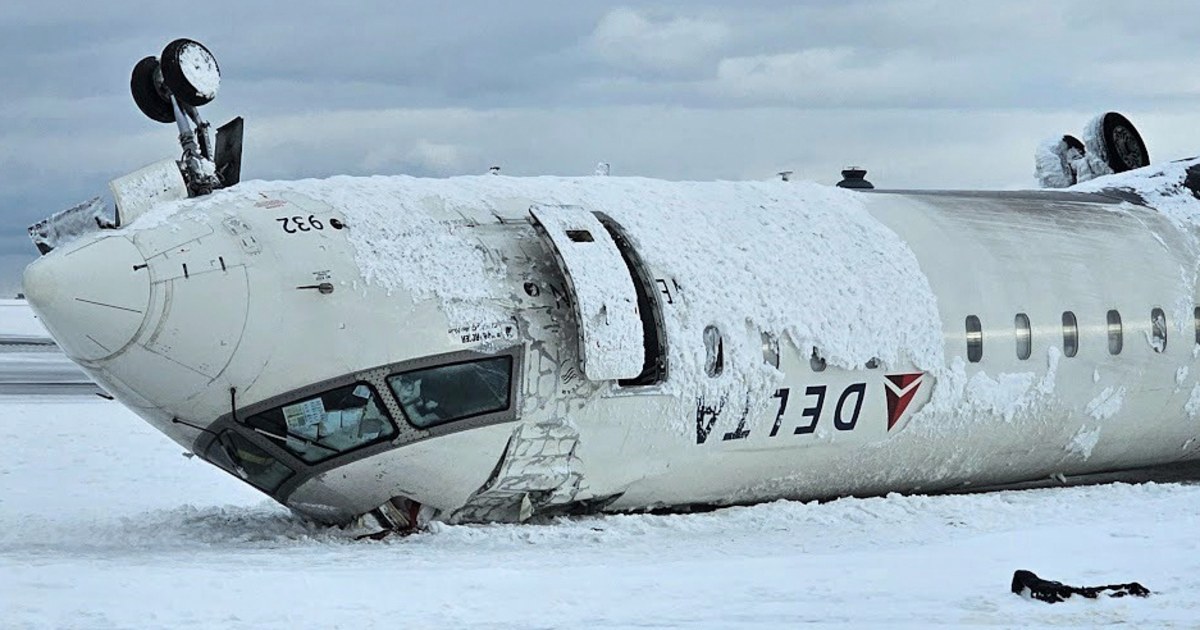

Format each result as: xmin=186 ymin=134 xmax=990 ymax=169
xmin=27 ymin=197 xmax=112 ymax=254
xmin=127 ymin=172 xmax=947 ymax=410
xmin=122 ymin=154 xmax=1200 ymax=433
xmin=1072 ymin=157 xmax=1200 ymax=231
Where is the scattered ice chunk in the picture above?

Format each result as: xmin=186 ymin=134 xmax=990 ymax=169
xmin=1067 ymin=426 xmax=1102 ymax=460
xmin=963 ymin=371 xmax=1037 ymax=423
xmin=1085 ymin=386 xmax=1125 ymax=421
xmin=1037 ymin=346 xmax=1061 ymax=396
xmin=1187 ymin=384 xmax=1200 ymax=418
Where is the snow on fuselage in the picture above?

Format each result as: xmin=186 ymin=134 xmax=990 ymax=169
xmin=22 ymin=160 xmax=1200 ymax=525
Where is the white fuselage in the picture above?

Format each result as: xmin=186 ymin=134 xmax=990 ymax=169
xmin=22 ymin=159 xmax=1200 ymax=525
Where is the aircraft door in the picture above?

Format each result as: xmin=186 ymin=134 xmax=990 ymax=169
xmin=530 ymin=205 xmax=645 ymax=381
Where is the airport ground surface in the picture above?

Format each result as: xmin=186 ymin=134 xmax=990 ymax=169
xmin=4 ymin=394 xmax=1200 ymax=628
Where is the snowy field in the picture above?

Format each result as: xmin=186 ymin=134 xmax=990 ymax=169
xmin=3 ymin=398 xmax=1200 ymax=629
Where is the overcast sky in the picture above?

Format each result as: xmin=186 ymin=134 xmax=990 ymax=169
xmin=2 ymin=1 xmax=1199 ymax=294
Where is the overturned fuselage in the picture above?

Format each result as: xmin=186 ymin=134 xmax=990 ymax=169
xmin=21 ymin=156 xmax=1200 ymax=526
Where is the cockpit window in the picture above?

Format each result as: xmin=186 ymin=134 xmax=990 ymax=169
xmin=206 ymin=431 xmax=293 ymax=492
xmin=387 ymin=356 xmax=513 ymax=428
xmin=242 ymin=382 xmax=397 ymax=464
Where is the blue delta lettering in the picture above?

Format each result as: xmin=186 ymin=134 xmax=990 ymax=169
xmin=696 ymin=383 xmax=868 ymax=445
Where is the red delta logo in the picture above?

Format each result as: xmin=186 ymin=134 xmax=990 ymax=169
xmin=884 ymin=373 xmax=925 ymax=431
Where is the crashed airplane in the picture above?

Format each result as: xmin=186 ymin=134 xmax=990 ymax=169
xmin=22 ymin=39 xmax=1200 ymax=532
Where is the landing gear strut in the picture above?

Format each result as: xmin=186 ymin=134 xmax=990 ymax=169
xmin=128 ymin=39 xmax=239 ymax=197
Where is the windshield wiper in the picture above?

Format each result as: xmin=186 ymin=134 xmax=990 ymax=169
xmin=250 ymin=426 xmax=340 ymax=455
xmin=218 ymin=433 xmax=250 ymax=480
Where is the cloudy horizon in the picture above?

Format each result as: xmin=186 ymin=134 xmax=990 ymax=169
xmin=2 ymin=1 xmax=1199 ymax=294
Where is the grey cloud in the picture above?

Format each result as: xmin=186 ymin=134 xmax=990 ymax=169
xmin=585 ymin=7 xmax=731 ymax=79
xmin=2 ymin=0 xmax=1200 ymax=297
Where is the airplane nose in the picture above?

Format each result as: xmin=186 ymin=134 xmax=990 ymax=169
xmin=23 ymin=236 xmax=150 ymax=361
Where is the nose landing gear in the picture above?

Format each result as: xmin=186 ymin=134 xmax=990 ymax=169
xmin=129 ymin=39 xmax=241 ymax=197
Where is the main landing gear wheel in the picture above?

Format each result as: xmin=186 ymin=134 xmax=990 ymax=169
xmin=159 ymin=38 xmax=221 ymax=107
xmin=1099 ymin=112 xmax=1149 ymax=173
xmin=130 ymin=56 xmax=175 ymax=123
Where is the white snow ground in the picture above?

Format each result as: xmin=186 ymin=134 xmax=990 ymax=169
xmin=3 ymin=399 xmax=1200 ymax=628
xmin=0 ymin=300 xmax=52 ymax=340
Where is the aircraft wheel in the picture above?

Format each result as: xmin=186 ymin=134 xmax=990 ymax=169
xmin=159 ymin=38 xmax=220 ymax=107
xmin=1100 ymin=112 xmax=1149 ymax=173
xmin=130 ymin=56 xmax=175 ymax=123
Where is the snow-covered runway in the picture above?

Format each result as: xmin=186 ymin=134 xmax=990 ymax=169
xmin=3 ymin=399 xmax=1199 ymax=628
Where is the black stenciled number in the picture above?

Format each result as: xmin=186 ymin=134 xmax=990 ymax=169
xmin=277 ymin=215 xmax=329 ymax=234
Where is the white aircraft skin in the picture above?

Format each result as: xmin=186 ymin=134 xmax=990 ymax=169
xmin=21 ymin=157 xmax=1200 ymax=528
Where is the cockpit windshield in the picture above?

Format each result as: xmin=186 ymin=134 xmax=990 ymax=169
xmin=387 ymin=356 xmax=512 ymax=428
xmin=206 ymin=431 xmax=293 ymax=492
xmin=242 ymin=382 xmax=397 ymax=463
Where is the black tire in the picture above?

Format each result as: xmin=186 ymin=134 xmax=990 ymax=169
xmin=1100 ymin=112 xmax=1149 ymax=173
xmin=160 ymin=38 xmax=220 ymax=107
xmin=130 ymin=56 xmax=175 ymax=123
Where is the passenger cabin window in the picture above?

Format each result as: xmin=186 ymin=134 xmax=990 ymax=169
xmin=388 ymin=356 xmax=512 ymax=428
xmin=1107 ymin=309 xmax=1123 ymax=355
xmin=810 ymin=349 xmax=827 ymax=372
xmin=565 ymin=230 xmax=594 ymax=243
xmin=1014 ymin=313 xmax=1032 ymax=360
xmin=761 ymin=332 xmax=780 ymax=369
xmin=1062 ymin=311 xmax=1079 ymax=358
xmin=1151 ymin=307 xmax=1168 ymax=353
xmin=243 ymin=382 xmax=397 ymax=464
xmin=703 ymin=325 xmax=724 ymax=377
xmin=206 ymin=431 xmax=293 ymax=492
xmin=965 ymin=315 xmax=983 ymax=363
